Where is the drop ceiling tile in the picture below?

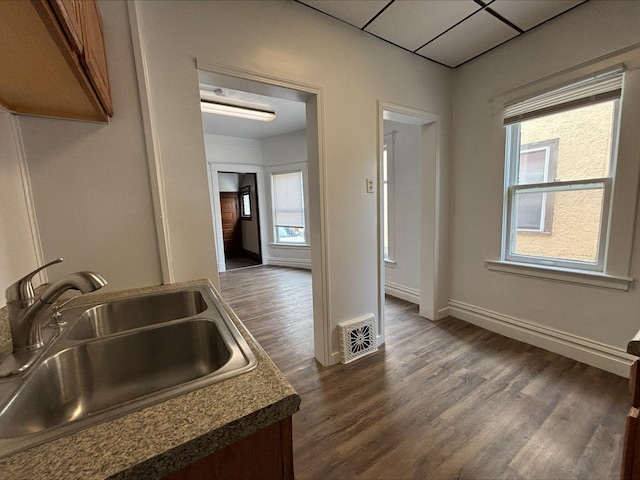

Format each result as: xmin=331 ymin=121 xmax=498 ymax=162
xmin=416 ymin=9 xmax=519 ymax=67
xmin=490 ymin=0 xmax=584 ymax=31
xmin=365 ymin=0 xmax=481 ymax=52
xmin=296 ymin=0 xmax=390 ymax=29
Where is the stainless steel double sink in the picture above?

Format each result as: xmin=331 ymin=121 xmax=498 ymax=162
xmin=0 ymin=285 xmax=258 ymax=458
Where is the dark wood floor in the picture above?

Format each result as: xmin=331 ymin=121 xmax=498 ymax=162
xmin=219 ymin=266 xmax=629 ymax=479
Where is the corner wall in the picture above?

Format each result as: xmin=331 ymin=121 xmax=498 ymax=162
xmin=450 ymin=0 xmax=640 ymax=376
xmin=0 ymin=109 xmax=41 ymax=306
xmin=15 ymin=0 xmax=162 ymax=292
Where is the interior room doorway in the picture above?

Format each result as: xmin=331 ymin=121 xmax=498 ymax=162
xmin=218 ymin=171 xmax=262 ymax=270
xmin=377 ymin=102 xmax=446 ymax=346
xmin=197 ymin=65 xmax=332 ymax=366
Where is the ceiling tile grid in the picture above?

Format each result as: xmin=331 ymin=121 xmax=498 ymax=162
xmin=365 ymin=0 xmax=482 ymax=52
xmin=416 ymin=9 xmax=519 ymax=67
xmin=296 ymin=0 xmax=587 ymax=68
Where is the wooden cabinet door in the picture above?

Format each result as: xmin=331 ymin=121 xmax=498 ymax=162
xmin=622 ymin=360 xmax=640 ymax=480
xmin=80 ymin=0 xmax=112 ymax=116
xmin=220 ymin=193 xmax=241 ymax=256
xmin=163 ymin=418 xmax=294 ymax=480
xmin=48 ymin=0 xmax=83 ymax=54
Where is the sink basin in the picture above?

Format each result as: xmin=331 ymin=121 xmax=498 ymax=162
xmin=66 ymin=289 xmax=207 ymax=339
xmin=0 ymin=319 xmax=234 ymax=438
xmin=0 ymin=285 xmax=257 ymax=458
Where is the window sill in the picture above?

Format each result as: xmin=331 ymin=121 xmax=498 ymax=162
xmin=384 ymin=259 xmax=396 ymax=267
xmin=485 ymin=260 xmax=634 ymax=291
xmin=270 ymin=243 xmax=310 ymax=248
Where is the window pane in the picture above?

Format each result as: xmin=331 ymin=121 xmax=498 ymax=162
xmin=512 ymin=187 xmax=604 ymax=264
xmin=519 ymin=100 xmax=617 ymax=182
xmin=276 ymin=226 xmax=305 ymax=243
xmin=516 ymin=191 xmax=545 ymax=231
xmin=241 ymin=192 xmax=251 ymax=217
xmin=272 ymin=171 xmax=305 ymax=243
xmin=519 ymin=149 xmax=547 ymax=184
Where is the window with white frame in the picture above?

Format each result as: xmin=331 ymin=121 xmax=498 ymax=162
xmin=272 ymin=170 xmax=305 ymax=244
xmin=383 ymin=133 xmax=395 ymax=262
xmin=502 ymin=68 xmax=623 ymax=272
xmin=515 ymin=139 xmax=558 ymax=233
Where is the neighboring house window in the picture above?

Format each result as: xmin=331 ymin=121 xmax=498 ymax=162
xmin=272 ymin=171 xmax=305 ymax=244
xmin=240 ymin=186 xmax=251 ymax=219
xmin=383 ymin=133 xmax=395 ymax=262
xmin=516 ymin=140 xmax=558 ymax=233
xmin=503 ymin=69 xmax=623 ymax=272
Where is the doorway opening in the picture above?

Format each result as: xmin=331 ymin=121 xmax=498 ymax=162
xmin=377 ymin=102 xmax=445 ymax=346
xmin=218 ymin=171 xmax=262 ymax=270
xmin=197 ymin=65 xmax=331 ymax=365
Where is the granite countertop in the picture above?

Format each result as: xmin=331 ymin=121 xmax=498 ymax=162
xmin=0 ymin=279 xmax=300 ymax=480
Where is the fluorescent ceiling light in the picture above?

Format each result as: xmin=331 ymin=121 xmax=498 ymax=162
xmin=200 ymin=100 xmax=276 ymax=122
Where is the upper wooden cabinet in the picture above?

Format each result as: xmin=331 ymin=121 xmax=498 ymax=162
xmin=48 ymin=0 xmax=84 ymax=55
xmin=0 ymin=0 xmax=112 ymax=122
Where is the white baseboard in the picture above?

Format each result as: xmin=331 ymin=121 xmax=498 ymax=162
xmin=448 ymin=299 xmax=634 ymax=378
xmin=264 ymin=257 xmax=311 ymax=270
xmin=330 ymin=350 xmax=341 ymax=365
xmin=385 ymin=281 xmax=420 ymax=305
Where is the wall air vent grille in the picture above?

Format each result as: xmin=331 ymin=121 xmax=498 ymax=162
xmin=339 ymin=315 xmax=377 ymax=364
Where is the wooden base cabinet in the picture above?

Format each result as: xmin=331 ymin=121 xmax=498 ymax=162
xmin=622 ymin=360 xmax=640 ymax=479
xmin=164 ymin=417 xmax=294 ymax=480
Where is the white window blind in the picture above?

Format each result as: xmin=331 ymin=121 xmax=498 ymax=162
xmin=273 ymin=171 xmax=304 ymax=228
xmin=503 ymin=67 xmax=624 ymax=125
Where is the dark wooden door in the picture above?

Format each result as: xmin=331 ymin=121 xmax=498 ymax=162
xmin=220 ymin=192 xmax=241 ymax=256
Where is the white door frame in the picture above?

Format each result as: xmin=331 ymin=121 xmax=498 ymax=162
xmin=207 ymin=164 xmax=268 ymax=273
xmin=377 ymin=102 xmax=446 ymax=345
xmin=196 ymin=61 xmax=333 ymax=366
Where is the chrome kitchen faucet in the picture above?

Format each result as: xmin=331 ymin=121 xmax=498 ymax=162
xmin=1 ymin=258 xmax=107 ymax=376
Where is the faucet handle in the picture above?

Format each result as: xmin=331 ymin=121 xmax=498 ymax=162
xmin=6 ymin=258 xmax=64 ymax=304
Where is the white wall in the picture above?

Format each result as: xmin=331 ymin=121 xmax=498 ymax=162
xmin=384 ymin=120 xmax=421 ymax=303
xmin=451 ymin=0 xmax=640 ymax=376
xmin=0 ymin=109 xmax=42 ymax=307
xmin=218 ymin=172 xmax=240 ymax=192
xmin=261 ymin=130 xmax=311 ymax=268
xmin=261 ymin=129 xmax=308 ymax=167
xmin=205 ymin=134 xmax=262 ymax=166
xmin=14 ymin=0 xmax=162 ymax=292
xmin=131 ymin=0 xmax=451 ymax=361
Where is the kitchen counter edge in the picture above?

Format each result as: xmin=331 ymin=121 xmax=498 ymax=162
xmin=0 ymin=279 xmax=301 ymax=480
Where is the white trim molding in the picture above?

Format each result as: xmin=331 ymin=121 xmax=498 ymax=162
xmin=128 ymin=2 xmax=173 ymax=283
xmin=265 ymin=257 xmax=311 ymax=270
xmin=385 ymin=281 xmax=419 ymax=305
xmin=195 ymin=59 xmax=333 ymax=367
xmin=486 ymin=259 xmax=634 ymax=291
xmin=10 ymin=115 xmax=45 ymax=283
xmin=449 ymin=299 xmax=635 ymax=378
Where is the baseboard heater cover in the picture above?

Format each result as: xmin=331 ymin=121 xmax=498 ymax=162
xmin=339 ymin=314 xmax=377 ymax=364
